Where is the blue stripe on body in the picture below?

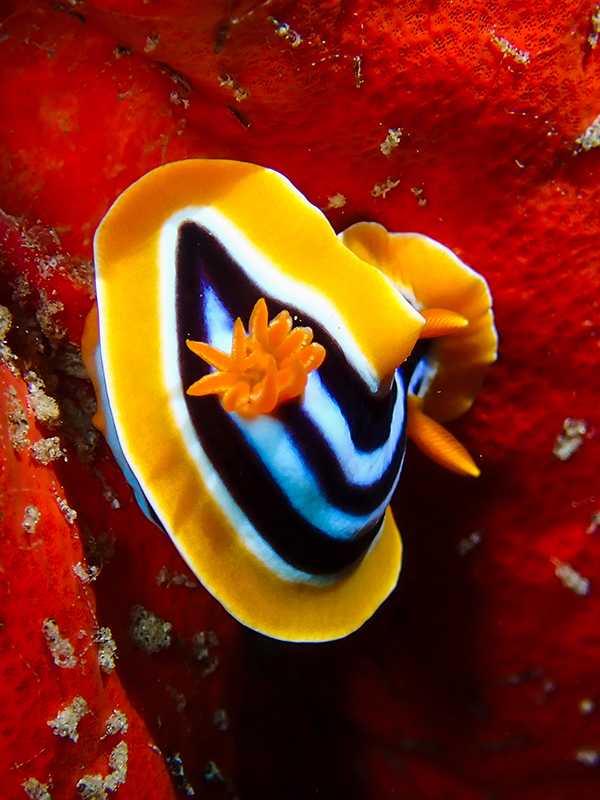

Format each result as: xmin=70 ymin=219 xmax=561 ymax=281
xmin=302 ymin=371 xmax=405 ymax=487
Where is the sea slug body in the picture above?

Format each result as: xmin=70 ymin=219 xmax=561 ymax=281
xmin=82 ymin=160 xmax=496 ymax=642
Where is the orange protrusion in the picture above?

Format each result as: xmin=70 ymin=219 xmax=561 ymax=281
xmin=419 ymin=308 xmax=469 ymax=339
xmin=406 ymin=394 xmax=481 ymax=477
xmin=186 ymin=298 xmax=326 ymax=418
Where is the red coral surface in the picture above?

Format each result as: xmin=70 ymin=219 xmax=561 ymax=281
xmin=2 ymin=1 xmax=600 ymax=798
xmin=0 ymin=360 xmax=180 ymax=799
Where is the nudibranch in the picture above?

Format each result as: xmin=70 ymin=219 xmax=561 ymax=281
xmin=82 ymin=159 xmax=497 ymax=642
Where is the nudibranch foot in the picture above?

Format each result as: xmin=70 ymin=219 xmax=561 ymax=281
xmin=406 ymin=394 xmax=481 ymax=477
xmin=84 ymin=159 xmax=496 ymax=642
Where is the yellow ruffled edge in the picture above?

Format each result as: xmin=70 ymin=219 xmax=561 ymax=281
xmin=338 ymin=222 xmax=498 ymax=423
xmin=88 ymin=160 xmax=408 ymax=641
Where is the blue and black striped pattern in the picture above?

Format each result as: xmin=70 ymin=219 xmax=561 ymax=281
xmin=175 ymin=222 xmax=413 ymax=578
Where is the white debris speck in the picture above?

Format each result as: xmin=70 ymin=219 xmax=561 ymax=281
xmin=457 ymin=530 xmax=483 ymax=556
xmin=12 ymin=274 xmax=31 ymax=304
xmin=144 ymin=33 xmax=160 ymax=53
xmin=105 ymin=710 xmax=128 ymax=736
xmin=576 ymin=114 xmax=600 ymax=151
xmin=22 ymin=778 xmax=52 ymax=800
xmin=155 ymin=566 xmax=197 ymax=589
xmin=130 ymin=606 xmax=172 ymax=654
xmin=204 ymin=760 xmax=225 ymax=783
xmin=93 ymin=469 xmax=121 ymax=510
xmin=353 ymin=54 xmax=363 ymax=88
xmin=169 ymin=91 xmax=190 ymax=109
xmin=586 ymin=511 xmax=600 ymax=534
xmin=218 ymin=73 xmax=249 ymax=102
xmin=0 ymin=306 xmax=17 ymax=372
xmin=30 ymin=436 xmax=67 ymax=464
xmin=233 ymin=86 xmax=249 ymax=102
xmin=104 ymin=490 xmax=120 ymax=510
xmin=213 ymin=708 xmax=229 ymax=732
xmin=268 ymin=16 xmax=302 ymax=47
xmin=36 ymin=290 xmax=66 ymax=342
xmin=410 ymin=186 xmax=427 ymax=206
xmin=104 ymin=742 xmax=128 ymax=791
xmin=47 ymin=696 xmax=89 ymax=742
xmin=580 ymin=698 xmax=596 ymax=715
xmin=551 ymin=558 xmax=590 ymax=596
xmin=575 ymin=747 xmax=600 ymax=766
xmin=55 ymin=493 xmax=77 ymax=524
xmin=113 ymin=45 xmax=132 ymax=59
xmin=43 ymin=619 xmax=77 ymax=668
xmin=192 ymin=631 xmax=219 ymax=675
xmin=553 ymin=418 xmax=587 ymax=461
xmin=7 ymin=386 xmax=30 ymax=451
xmin=22 ymin=505 xmax=41 ymax=534
xmin=589 ymin=7 xmax=600 ymax=48
xmin=76 ymin=776 xmax=106 ymax=800
xmin=0 ymin=304 xmax=12 ymax=339
xmin=371 ymin=178 xmax=400 ymax=198
xmin=325 ymin=193 xmax=347 ymax=209
xmin=231 ymin=84 xmax=249 ymax=102
xmin=25 ymin=372 xmax=60 ymax=426
xmin=77 ymin=742 xmax=128 ymax=798
xmin=218 ymin=74 xmax=235 ymax=90
xmin=165 ymin=752 xmax=195 ymax=796
xmin=380 ymin=127 xmax=403 ymax=157
xmin=73 ymin=561 xmax=100 ymax=584
xmin=490 ymin=31 xmax=530 ymax=64
xmin=94 ymin=627 xmax=118 ymax=673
